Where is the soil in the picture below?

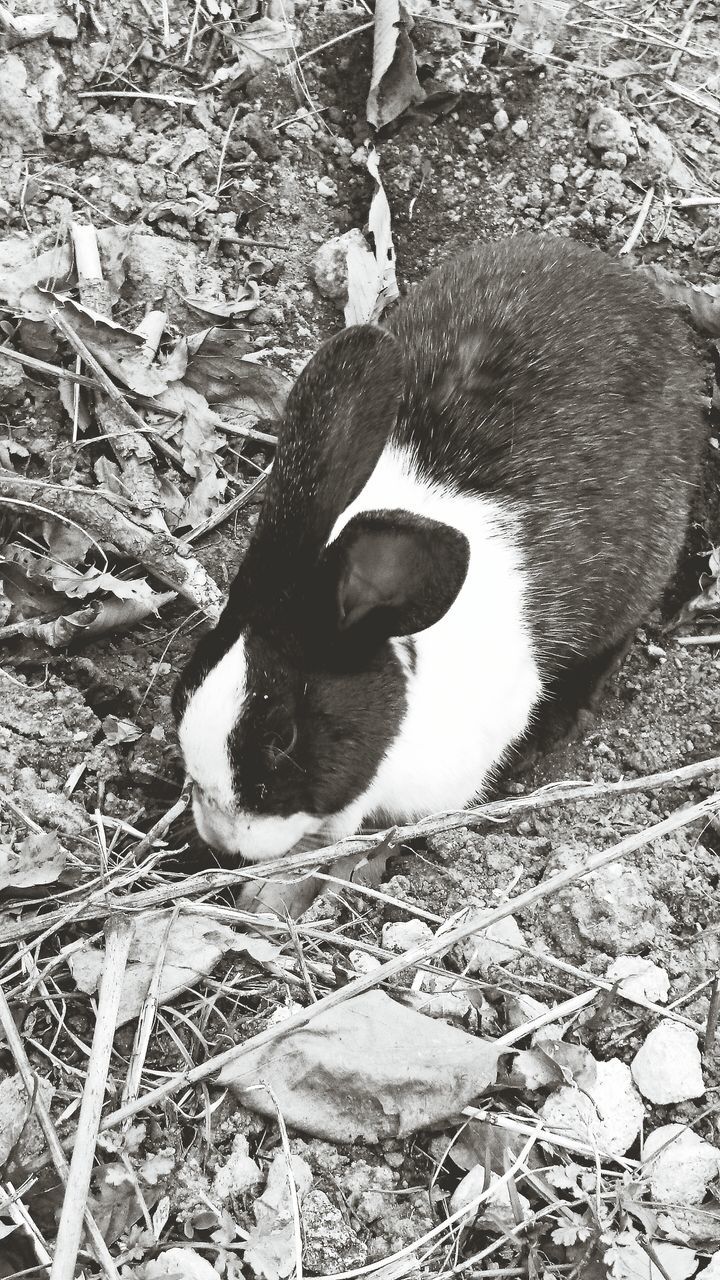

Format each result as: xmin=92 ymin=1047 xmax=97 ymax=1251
xmin=1 ymin=0 xmax=720 ymax=1276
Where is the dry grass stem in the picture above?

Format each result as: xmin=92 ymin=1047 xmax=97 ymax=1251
xmin=49 ymin=915 xmax=133 ymax=1280
xmin=619 ymin=185 xmax=655 ymax=254
xmin=95 ymin=790 xmax=719 ymax=1133
xmin=0 ymin=987 xmax=121 ymax=1279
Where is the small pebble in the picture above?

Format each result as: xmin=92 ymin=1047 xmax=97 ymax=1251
xmin=493 ymin=109 xmax=510 ymax=131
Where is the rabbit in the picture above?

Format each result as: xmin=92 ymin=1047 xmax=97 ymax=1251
xmin=173 ymin=233 xmax=705 ymax=862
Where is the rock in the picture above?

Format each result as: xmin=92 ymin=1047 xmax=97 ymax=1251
xmin=493 ymin=108 xmax=510 ymax=131
xmin=549 ymin=162 xmax=568 ymax=183
xmin=316 ymin=176 xmax=337 ymax=197
xmin=382 ymin=920 xmax=434 ymax=952
xmin=311 ymin=229 xmax=371 ymax=303
xmin=631 ymin=1021 xmax=704 ymax=1104
xmin=302 ymin=1189 xmax=367 ymax=1272
xmin=460 ymin=914 xmax=526 ymax=975
xmin=237 ymin=111 xmax=280 ymax=161
xmin=512 ymin=118 xmax=529 ymax=137
xmin=587 ymin=106 xmax=636 ymax=155
xmin=541 ymin=1059 xmax=644 ymax=1156
xmin=643 ymin=1124 xmax=720 ymax=1206
xmin=213 ymin=1135 xmax=262 ymax=1201
xmin=606 ymin=957 xmax=669 ymax=1004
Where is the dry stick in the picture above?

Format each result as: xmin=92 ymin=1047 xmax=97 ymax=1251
xmin=665 ymin=78 xmax=720 ymax=116
xmin=98 ymin=791 xmax=720 ymax=1133
xmin=0 ymin=988 xmax=121 ymax=1280
xmin=704 ymin=974 xmax=720 ymax=1054
xmin=495 ymin=988 xmax=600 ymax=1047
xmin=667 ymin=0 xmax=702 ymax=77
xmin=677 ymin=633 xmax=720 ymax=646
xmin=1 ymin=756 xmax=718 ymax=954
xmin=49 ymin=915 xmax=133 ymax=1280
xmin=462 ymin=1105 xmax=639 ymax=1169
xmin=49 ymin=307 xmax=184 ymax=469
xmin=619 ymin=185 xmax=655 ymax=255
xmin=121 ymin=906 xmax=179 ymax=1112
xmin=77 ymin=89 xmax=196 ymax=104
xmin=0 ymin=470 xmax=223 ymax=619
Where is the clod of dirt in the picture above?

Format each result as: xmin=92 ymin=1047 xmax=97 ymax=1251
xmin=540 ymin=1058 xmax=644 ymax=1156
xmin=631 ymin=1021 xmax=705 ymax=1104
xmin=587 ymin=105 xmax=637 ymax=156
xmin=643 ymin=1123 xmax=720 ymax=1206
xmin=301 ymin=1188 xmax=368 ymax=1273
xmin=539 ymin=848 xmax=671 ymax=960
xmin=605 ymin=956 xmax=670 ymax=1004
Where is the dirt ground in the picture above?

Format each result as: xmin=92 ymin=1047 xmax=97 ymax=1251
xmin=1 ymin=0 xmax=720 ymax=1276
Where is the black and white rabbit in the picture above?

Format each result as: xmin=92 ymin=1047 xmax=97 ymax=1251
xmin=173 ymin=234 xmax=704 ymax=861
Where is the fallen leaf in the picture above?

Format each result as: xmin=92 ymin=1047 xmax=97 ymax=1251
xmin=245 ymin=1150 xmax=313 ymax=1280
xmin=344 ymin=150 xmax=399 ymax=325
xmin=367 ymin=0 xmax=425 ymax=129
xmin=0 ymin=832 xmax=66 ymax=893
xmin=640 ymin=263 xmax=720 ymax=337
xmin=604 ymin=1232 xmax=698 ymax=1280
xmin=102 ymin=715 xmax=143 ymax=745
xmin=220 ymin=988 xmax=499 ymax=1142
xmin=67 ymin=910 xmax=280 ymax=1025
xmin=0 ymin=1073 xmax=55 ymax=1170
xmin=48 ymin=565 xmax=159 ymax=602
xmin=184 ymin=282 xmax=259 ymax=321
xmin=234 ymin=16 xmax=296 ymax=68
xmin=183 ymin=328 xmax=291 ymax=419
xmin=142 ymin=1247 xmax=220 ymax=1279
xmin=177 ymin=470 xmax=228 ymax=530
xmin=31 ymin=591 xmax=176 ymax=646
xmin=507 ymin=0 xmax=571 ymax=62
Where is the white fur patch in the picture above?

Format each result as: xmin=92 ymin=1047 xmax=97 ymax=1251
xmin=193 ymin=794 xmax=323 ymax=862
xmin=329 ymin=445 xmax=542 ymax=826
xmin=178 ymin=635 xmax=248 ymax=811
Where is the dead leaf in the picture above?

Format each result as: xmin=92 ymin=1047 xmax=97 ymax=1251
xmin=0 ymin=832 xmax=66 ymax=893
xmin=245 ymin=1150 xmax=313 ymax=1280
xmin=367 ymin=0 xmax=425 ymax=129
xmin=232 ymin=16 xmax=296 ymax=70
xmin=48 ymin=565 xmax=160 ymax=602
xmin=220 ymin=988 xmax=499 ymax=1142
xmin=507 ymin=0 xmax=571 ymax=62
xmin=183 ymin=328 xmax=291 ymax=419
xmin=344 ymin=150 xmax=399 ymax=325
xmin=0 ymin=1073 xmax=55 ymax=1171
xmin=31 ymin=591 xmax=176 ymax=647
xmin=156 ymin=382 xmax=225 ymax=477
xmin=177 ymin=471 xmax=228 ymax=530
xmin=102 ymin=715 xmax=143 ymax=745
xmin=184 ymin=282 xmax=260 ymax=321
xmin=143 ymin=1248 xmax=220 ymax=1279
xmin=640 ymin=262 xmax=720 ymax=336
xmin=67 ymin=910 xmax=278 ymax=1025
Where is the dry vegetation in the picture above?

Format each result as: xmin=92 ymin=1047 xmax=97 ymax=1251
xmin=1 ymin=0 xmax=720 ymax=1277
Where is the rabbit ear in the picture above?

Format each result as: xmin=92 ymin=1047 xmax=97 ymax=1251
xmin=327 ymin=510 xmax=470 ymax=639
xmin=255 ymin=326 xmax=403 ymax=566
